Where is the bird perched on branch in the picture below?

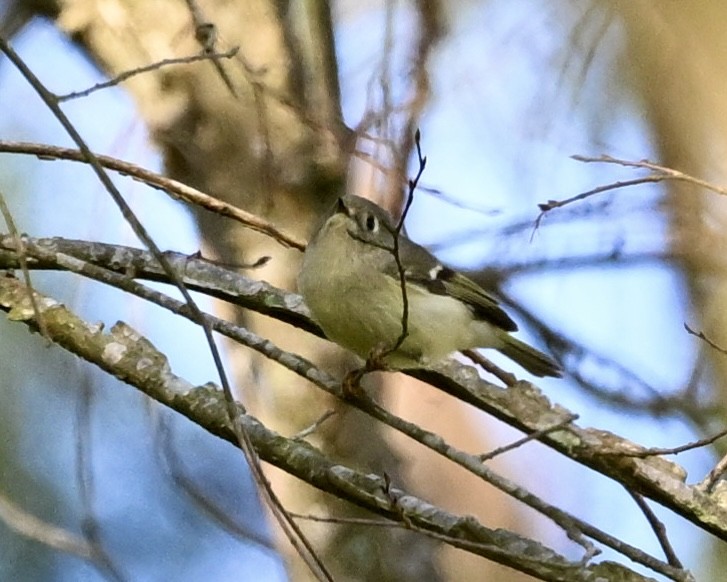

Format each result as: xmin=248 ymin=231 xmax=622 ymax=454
xmin=298 ymin=194 xmax=561 ymax=378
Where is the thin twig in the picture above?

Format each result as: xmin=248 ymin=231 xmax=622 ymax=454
xmin=0 ymin=492 xmax=94 ymax=560
xmin=684 ymin=323 xmax=727 ymax=356
xmin=0 ymin=141 xmax=306 ymax=251
xmin=390 ymin=130 xmax=427 ymax=353
xmin=702 ymin=454 xmax=727 ymax=493
xmin=292 ymin=410 xmax=337 ymax=440
xmin=535 ymin=153 xmax=727 ymax=228
xmin=537 ymin=177 xmax=660 ymax=215
xmin=391 ymin=0 xmax=442 ymax=206
xmin=57 ymin=49 xmax=239 ymax=102
xmin=574 ymin=154 xmax=727 ymax=197
xmin=462 ymin=349 xmax=517 ymax=387
xmin=0 ymin=190 xmax=48 ymax=341
xmin=478 ymin=414 xmax=579 ymax=462
xmin=606 ymin=426 xmax=727 ymax=459
xmin=291 ymin=512 xmax=402 ymax=528
xmin=625 ymin=488 xmax=684 ymax=569
xmin=182 ymin=0 xmax=237 ymax=96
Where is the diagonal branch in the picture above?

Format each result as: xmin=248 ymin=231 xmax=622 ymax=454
xmin=0 ymin=141 xmax=305 ymax=251
xmin=0 ymin=235 xmax=724 ymax=559
xmin=0 ymin=275 xmax=669 ymax=582
xmin=0 ymin=36 xmax=325 ymax=579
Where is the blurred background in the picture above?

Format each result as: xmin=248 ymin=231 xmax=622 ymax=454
xmin=0 ymin=1 xmax=724 ymax=580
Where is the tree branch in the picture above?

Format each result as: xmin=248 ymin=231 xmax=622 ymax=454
xmin=0 ymin=275 xmax=672 ymax=581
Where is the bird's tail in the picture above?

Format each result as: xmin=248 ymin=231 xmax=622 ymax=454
xmin=498 ymin=335 xmax=562 ymax=378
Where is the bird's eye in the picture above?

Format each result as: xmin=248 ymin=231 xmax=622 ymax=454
xmin=364 ymin=214 xmax=378 ymax=232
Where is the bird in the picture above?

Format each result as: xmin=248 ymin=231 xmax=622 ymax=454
xmin=298 ymin=194 xmax=562 ymax=378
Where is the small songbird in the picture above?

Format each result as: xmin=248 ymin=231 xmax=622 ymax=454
xmin=298 ymin=195 xmax=561 ymax=378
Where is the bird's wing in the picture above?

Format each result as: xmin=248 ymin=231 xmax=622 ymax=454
xmin=382 ymin=236 xmax=518 ymax=332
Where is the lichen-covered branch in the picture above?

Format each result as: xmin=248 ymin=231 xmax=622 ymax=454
xmin=0 ymin=274 xmax=661 ymax=581
xmin=0 ymin=235 xmax=725 ymax=557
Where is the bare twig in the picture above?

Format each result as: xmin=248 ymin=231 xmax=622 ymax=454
xmin=0 ymin=190 xmax=48 ymax=340
xmin=390 ymin=130 xmax=427 ymax=353
xmin=538 ymin=153 xmax=727 ymax=217
xmin=349 ymin=131 xmax=428 ymax=379
xmin=626 ymin=489 xmax=684 ymax=569
xmin=392 ymin=0 xmax=443 ymax=208
xmin=536 ymin=154 xmax=727 ymax=227
xmin=0 ymin=491 xmax=95 ymax=561
xmin=0 ymin=235 xmax=318 ymax=334
xmin=182 ymin=0 xmax=237 ymax=95
xmin=702 ymin=454 xmax=727 ymax=493
xmin=0 ymin=141 xmax=306 ymax=251
xmin=462 ymin=349 xmax=517 ymax=387
xmin=292 ymin=410 xmax=337 ymax=440
xmin=606 ymin=426 xmax=727 ymax=459
xmin=684 ymin=323 xmax=727 ymax=356
xmin=574 ymin=154 xmax=727 ymax=197
xmin=478 ymin=414 xmax=579 ymax=462
xmin=537 ymin=177 xmax=659 ymax=216
xmin=57 ymin=49 xmax=239 ymax=102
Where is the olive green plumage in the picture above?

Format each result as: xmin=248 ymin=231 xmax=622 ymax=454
xmin=298 ymin=195 xmax=561 ymax=378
